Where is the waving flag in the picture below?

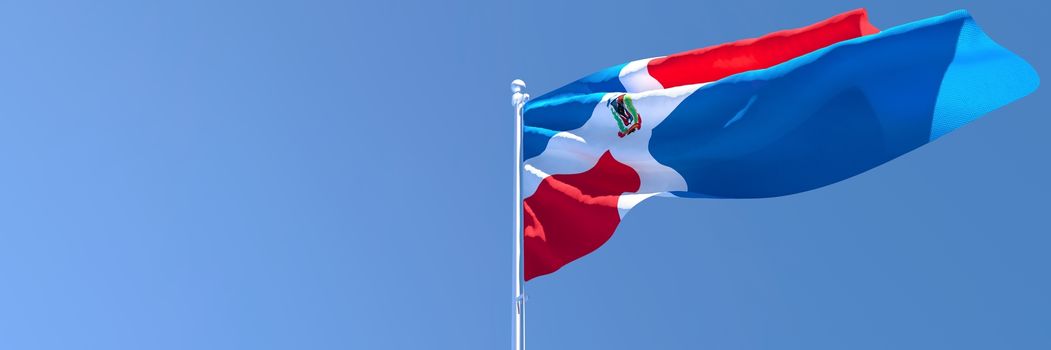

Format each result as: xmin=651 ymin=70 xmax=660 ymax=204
xmin=522 ymin=10 xmax=1038 ymax=281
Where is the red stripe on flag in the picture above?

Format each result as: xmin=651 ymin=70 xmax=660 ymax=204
xmin=524 ymin=151 xmax=641 ymax=281
xmin=647 ymin=8 xmax=879 ymax=89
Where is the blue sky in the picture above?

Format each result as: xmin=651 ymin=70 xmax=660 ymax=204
xmin=0 ymin=0 xmax=1047 ymax=349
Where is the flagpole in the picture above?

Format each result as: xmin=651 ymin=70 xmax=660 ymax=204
xmin=511 ymin=79 xmax=529 ymax=350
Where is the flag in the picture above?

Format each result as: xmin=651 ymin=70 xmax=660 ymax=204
xmin=522 ymin=10 xmax=1038 ymax=281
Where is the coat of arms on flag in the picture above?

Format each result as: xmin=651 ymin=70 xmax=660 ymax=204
xmin=607 ymin=94 xmax=642 ymax=137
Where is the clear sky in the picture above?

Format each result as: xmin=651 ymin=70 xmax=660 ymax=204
xmin=0 ymin=0 xmax=1047 ymax=349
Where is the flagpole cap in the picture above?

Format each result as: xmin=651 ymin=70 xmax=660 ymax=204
xmin=511 ymin=79 xmax=529 ymax=108
xmin=511 ymin=79 xmax=526 ymax=93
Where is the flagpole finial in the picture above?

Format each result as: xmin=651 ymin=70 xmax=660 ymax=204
xmin=511 ymin=79 xmax=529 ymax=108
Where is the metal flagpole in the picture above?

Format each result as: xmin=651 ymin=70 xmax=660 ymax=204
xmin=511 ymin=79 xmax=529 ymax=350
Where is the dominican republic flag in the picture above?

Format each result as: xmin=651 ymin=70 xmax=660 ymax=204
xmin=523 ymin=9 xmax=1038 ymax=281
